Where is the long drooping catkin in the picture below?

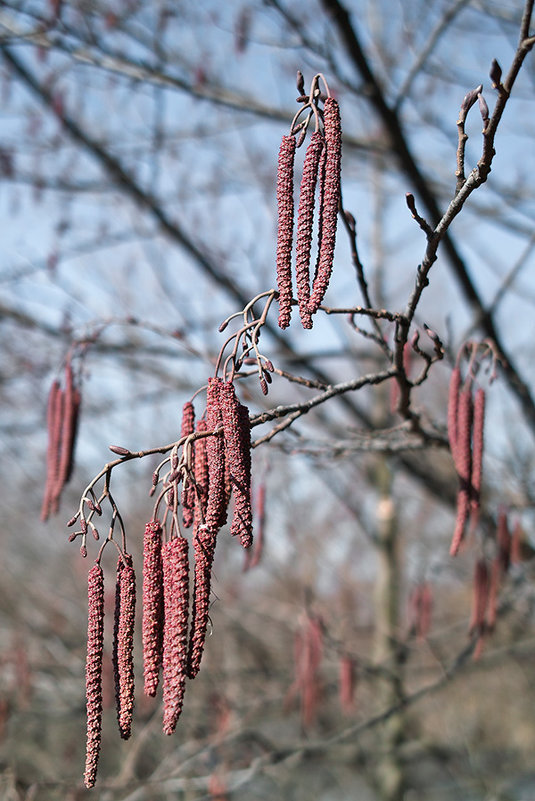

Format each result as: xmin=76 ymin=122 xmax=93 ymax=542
xmin=142 ymin=520 xmax=164 ymax=697
xmin=295 ymin=131 xmax=324 ymax=329
xmin=113 ymin=555 xmax=136 ymax=740
xmin=447 ymin=365 xmax=461 ymax=463
xmin=220 ymin=382 xmax=253 ymax=549
xmin=450 ymin=385 xmax=473 ymax=556
xmin=276 ymin=135 xmax=296 ymax=329
xmin=84 ymin=563 xmax=104 ymax=789
xmin=187 ymin=526 xmax=217 ymax=679
xmin=41 ymin=379 xmax=62 ymax=521
xmin=469 ymin=558 xmax=489 ymax=636
xmin=470 ymin=387 xmax=486 ymax=529
xmin=308 ymin=97 xmax=342 ymax=314
xmin=205 ymin=378 xmax=228 ymax=530
xmin=194 ymin=418 xmax=209 ymax=522
xmin=180 ymin=402 xmax=196 ymax=528
xmin=162 ymin=537 xmax=189 ymax=734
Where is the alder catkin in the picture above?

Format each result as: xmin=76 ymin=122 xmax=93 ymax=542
xmin=450 ymin=385 xmax=473 ymax=556
xmin=295 ymin=131 xmax=324 ymax=329
xmin=220 ymin=382 xmax=253 ymax=549
xmin=194 ymin=418 xmax=209 ymax=522
xmin=142 ymin=520 xmax=164 ymax=697
xmin=84 ymin=563 xmax=104 ymax=789
xmin=308 ymin=97 xmax=342 ymax=315
xmin=469 ymin=387 xmax=486 ymax=529
xmin=162 ymin=537 xmax=189 ymax=734
xmin=205 ymin=378 xmax=228 ymax=531
xmin=187 ymin=526 xmax=217 ymax=679
xmin=180 ymin=402 xmax=196 ymax=528
xmin=276 ymin=135 xmax=296 ymax=329
xmin=113 ymin=555 xmax=136 ymax=740
xmin=41 ymin=379 xmax=61 ymax=522
xmin=447 ymin=365 xmax=462 ymax=465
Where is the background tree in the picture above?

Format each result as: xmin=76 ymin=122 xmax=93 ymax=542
xmin=1 ymin=1 xmax=535 ymax=799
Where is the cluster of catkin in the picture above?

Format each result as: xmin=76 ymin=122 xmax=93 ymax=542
xmin=447 ymin=363 xmax=486 ymax=556
xmin=276 ymin=96 xmax=342 ymax=330
xmin=41 ymin=356 xmax=81 ymax=521
xmin=83 ymin=377 xmax=253 ymax=788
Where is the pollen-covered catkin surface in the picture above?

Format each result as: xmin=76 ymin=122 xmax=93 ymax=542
xmin=187 ymin=526 xmax=217 ymax=679
xmin=276 ymin=134 xmax=296 ymax=329
xmin=205 ymin=377 xmax=228 ymax=531
xmin=308 ymin=97 xmax=342 ymax=315
xmin=181 ymin=402 xmax=196 ymax=528
xmin=84 ymin=563 xmax=104 ymax=789
xmin=470 ymin=387 xmax=486 ymax=527
xmin=162 ymin=537 xmax=189 ymax=734
xmin=114 ymin=555 xmax=136 ymax=740
xmin=194 ymin=417 xmax=209 ymax=522
xmin=450 ymin=385 xmax=473 ymax=556
xmin=295 ymin=131 xmax=324 ymax=329
xmin=142 ymin=520 xmax=164 ymax=697
xmin=220 ymin=382 xmax=253 ymax=549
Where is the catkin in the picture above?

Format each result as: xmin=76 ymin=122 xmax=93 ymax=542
xmin=194 ymin=418 xmax=209 ymax=523
xmin=180 ymin=402 xmax=196 ymax=528
xmin=142 ymin=520 xmax=164 ymax=697
xmin=447 ymin=365 xmax=461 ymax=464
xmin=113 ymin=555 xmax=136 ymax=740
xmin=187 ymin=526 xmax=217 ymax=679
xmin=308 ymin=97 xmax=342 ymax=314
xmin=205 ymin=378 xmax=228 ymax=531
xmin=276 ymin=135 xmax=296 ymax=329
xmin=40 ymin=379 xmax=61 ymax=521
xmin=470 ymin=387 xmax=485 ymax=529
xmin=220 ymin=382 xmax=253 ymax=549
xmin=162 ymin=537 xmax=189 ymax=734
xmin=84 ymin=563 xmax=104 ymax=789
xmin=450 ymin=385 xmax=473 ymax=556
xmin=295 ymin=131 xmax=324 ymax=329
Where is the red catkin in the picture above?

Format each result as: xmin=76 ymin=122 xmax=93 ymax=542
xmin=41 ymin=379 xmax=61 ymax=521
xmin=187 ymin=526 xmax=217 ymax=679
xmin=205 ymin=378 xmax=228 ymax=531
xmin=447 ymin=365 xmax=462 ymax=465
xmin=180 ymin=401 xmax=196 ymax=528
xmin=84 ymin=563 xmax=104 ymax=789
xmin=220 ymin=382 xmax=253 ymax=549
xmin=450 ymin=385 xmax=473 ymax=556
xmin=469 ymin=387 xmax=486 ymax=530
xmin=295 ymin=131 xmax=324 ymax=329
xmin=276 ymin=135 xmax=296 ymax=329
xmin=142 ymin=520 xmax=164 ymax=697
xmin=162 ymin=537 xmax=189 ymax=734
xmin=194 ymin=418 xmax=209 ymax=522
xmin=113 ymin=554 xmax=136 ymax=740
xmin=308 ymin=97 xmax=342 ymax=315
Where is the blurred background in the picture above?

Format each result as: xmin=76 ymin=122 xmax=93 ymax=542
xmin=1 ymin=1 xmax=535 ymax=799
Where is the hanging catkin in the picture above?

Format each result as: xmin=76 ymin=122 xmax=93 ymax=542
xmin=220 ymin=382 xmax=253 ymax=549
xmin=308 ymin=97 xmax=342 ymax=314
xmin=162 ymin=537 xmax=190 ymax=734
xmin=84 ymin=563 xmax=104 ymax=789
xmin=142 ymin=520 xmax=164 ymax=697
xmin=276 ymin=135 xmax=296 ymax=329
xmin=113 ymin=554 xmax=136 ymax=740
xmin=295 ymin=131 xmax=324 ymax=329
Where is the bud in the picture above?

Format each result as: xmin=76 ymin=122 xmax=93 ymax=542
xmin=296 ymin=70 xmax=305 ymax=95
xmin=109 ymin=445 xmax=131 ymax=456
xmin=489 ymin=58 xmax=502 ymax=89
